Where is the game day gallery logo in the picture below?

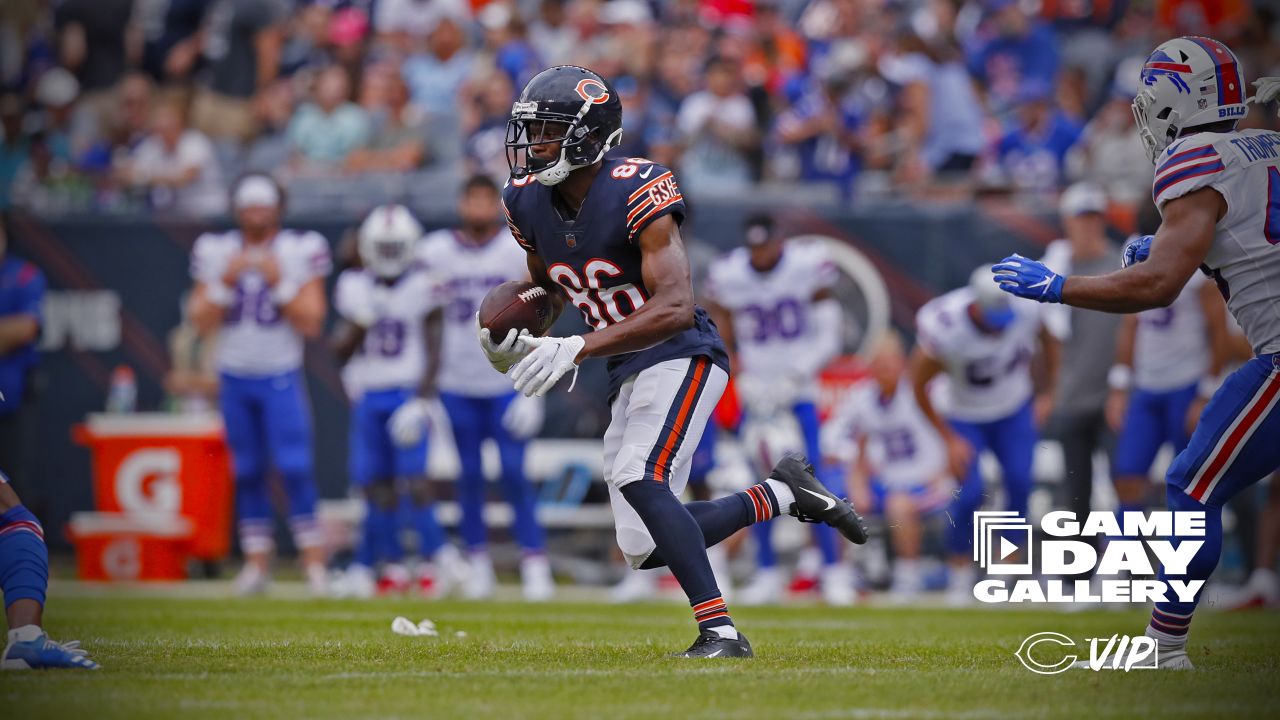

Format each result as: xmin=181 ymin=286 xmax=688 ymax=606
xmin=971 ymin=510 xmax=1206 ymax=603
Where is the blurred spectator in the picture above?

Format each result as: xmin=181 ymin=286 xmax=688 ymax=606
xmin=55 ymin=0 xmax=138 ymax=129
xmin=191 ymin=0 xmax=287 ymax=143
xmin=279 ymin=2 xmax=335 ymax=77
xmin=1040 ymin=182 xmax=1121 ymax=573
xmin=528 ymin=0 xmax=576 ymax=67
xmin=137 ymin=0 xmax=211 ymax=83
xmin=67 ymin=71 xmax=156 ymax=174
xmin=164 ymin=294 xmax=219 ymax=414
xmin=243 ymin=78 xmax=294 ymax=172
xmin=594 ymin=1 xmax=657 ymax=81
xmin=402 ymin=13 xmax=474 ymax=117
xmin=0 ymin=0 xmax=55 ymax=91
xmin=1156 ymin=0 xmax=1252 ymax=38
xmin=287 ymin=65 xmax=371 ymax=170
xmin=375 ymin=0 xmax=469 ymax=54
xmin=31 ymin=68 xmax=79 ymax=165
xmin=461 ymin=69 xmax=516 ymax=185
xmin=10 ymin=129 xmax=94 ymax=214
xmin=966 ymin=0 xmax=1059 ymax=115
xmin=882 ymin=32 xmax=985 ymax=184
xmin=116 ymin=96 xmax=226 ymax=216
xmin=989 ymin=83 xmax=1082 ymax=192
xmin=0 ymin=96 xmax=27 ymax=210
xmin=0 ymin=213 xmax=46 ymax=508
xmin=327 ymin=6 xmax=371 ymax=83
xmin=346 ymin=73 xmax=429 ymax=174
xmin=676 ymin=56 xmax=758 ymax=194
xmin=1065 ymin=60 xmax=1152 ymax=208
xmin=743 ymin=0 xmax=807 ymax=97
xmin=772 ymin=46 xmax=867 ymax=197
xmin=613 ymin=76 xmax=678 ymax=166
xmin=478 ymin=2 xmax=543 ymax=91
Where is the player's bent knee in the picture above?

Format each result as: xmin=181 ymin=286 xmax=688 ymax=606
xmin=617 ymin=526 xmax=656 ymax=570
xmin=609 ymin=445 xmax=645 ymax=490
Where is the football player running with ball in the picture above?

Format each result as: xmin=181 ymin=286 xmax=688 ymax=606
xmin=994 ymin=36 xmax=1280 ymax=669
xmin=483 ymin=66 xmax=868 ymax=658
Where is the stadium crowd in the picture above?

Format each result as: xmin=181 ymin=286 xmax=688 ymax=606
xmin=1 ymin=0 xmax=1277 ymax=217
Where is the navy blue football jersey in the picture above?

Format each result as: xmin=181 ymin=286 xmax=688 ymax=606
xmin=501 ymin=157 xmax=728 ymax=396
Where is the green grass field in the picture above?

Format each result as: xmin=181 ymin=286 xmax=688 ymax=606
xmin=3 ymin=585 xmax=1278 ymax=719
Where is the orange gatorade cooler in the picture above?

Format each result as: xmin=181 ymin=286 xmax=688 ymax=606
xmin=73 ymin=413 xmax=233 ymax=562
xmin=67 ymin=512 xmax=194 ymax=581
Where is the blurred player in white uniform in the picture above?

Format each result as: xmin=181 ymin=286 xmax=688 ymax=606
xmin=188 ymin=174 xmax=331 ymax=596
xmin=705 ymin=214 xmax=848 ymax=605
xmin=1107 ymin=213 xmax=1228 ymax=524
xmin=912 ymin=266 xmax=1058 ymax=604
xmin=995 ymin=37 xmax=1280 ymax=667
xmin=417 ymin=175 xmax=552 ymax=601
xmin=825 ymin=332 xmax=949 ymax=601
xmin=331 ymin=205 xmax=463 ymax=597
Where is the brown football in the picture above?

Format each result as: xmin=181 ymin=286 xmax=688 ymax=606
xmin=478 ymin=280 xmax=556 ymax=340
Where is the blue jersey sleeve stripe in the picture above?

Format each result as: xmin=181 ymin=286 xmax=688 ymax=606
xmin=1156 ymin=145 xmax=1218 ymax=176
xmin=1153 ymin=160 xmax=1224 ymax=201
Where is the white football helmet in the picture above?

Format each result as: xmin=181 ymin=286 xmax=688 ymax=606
xmin=358 ymin=204 xmax=422 ymax=279
xmin=1132 ymin=36 xmax=1247 ymax=164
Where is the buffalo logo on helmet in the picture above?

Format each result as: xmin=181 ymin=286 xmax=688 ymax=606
xmin=575 ymin=78 xmax=610 ymax=104
xmin=1141 ymin=49 xmax=1192 ymax=94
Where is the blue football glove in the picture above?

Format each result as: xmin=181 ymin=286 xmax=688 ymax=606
xmin=1122 ymin=235 xmax=1153 ymax=268
xmin=991 ymin=254 xmax=1065 ymax=304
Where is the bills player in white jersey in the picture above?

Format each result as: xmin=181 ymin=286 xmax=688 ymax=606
xmin=416 ymin=175 xmax=552 ymax=601
xmin=704 ymin=214 xmax=848 ymax=605
xmin=1107 ymin=224 xmax=1228 ymax=526
xmin=824 ymin=332 xmax=949 ymax=601
xmin=331 ymin=205 xmax=462 ymax=597
xmin=995 ymin=36 xmax=1280 ymax=668
xmin=188 ymin=174 xmax=331 ymax=595
xmin=912 ymin=266 xmax=1058 ymax=604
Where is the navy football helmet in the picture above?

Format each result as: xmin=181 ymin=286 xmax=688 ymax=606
xmin=505 ymin=65 xmax=623 ymax=186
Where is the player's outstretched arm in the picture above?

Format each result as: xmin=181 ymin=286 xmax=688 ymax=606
xmin=576 ymin=214 xmax=695 ymax=362
xmin=997 ymin=188 xmax=1222 ymax=313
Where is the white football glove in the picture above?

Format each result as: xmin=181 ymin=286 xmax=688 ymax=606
xmin=508 ymin=335 xmax=586 ymax=398
xmin=502 ymin=394 xmax=545 ymax=439
xmin=346 ymin=303 xmax=377 ymax=329
xmin=1252 ymin=77 xmax=1280 ymax=110
xmin=387 ymin=396 xmax=432 ymax=447
xmin=477 ymin=313 xmax=532 ymax=373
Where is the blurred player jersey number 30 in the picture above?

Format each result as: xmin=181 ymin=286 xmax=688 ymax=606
xmin=502 ymin=157 xmax=685 ymax=331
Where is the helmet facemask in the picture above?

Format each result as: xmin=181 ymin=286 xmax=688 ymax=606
xmin=361 ymin=235 xmax=415 ymax=279
xmin=506 ymin=103 xmax=622 ymax=186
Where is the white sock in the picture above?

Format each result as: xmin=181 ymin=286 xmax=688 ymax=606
xmin=1145 ymin=624 xmax=1187 ymax=650
xmin=708 ymin=624 xmax=739 ymax=640
xmin=8 ymin=625 xmax=43 ymax=643
xmin=764 ymin=479 xmax=795 ymax=513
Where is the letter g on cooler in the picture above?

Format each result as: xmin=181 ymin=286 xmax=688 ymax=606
xmin=1016 ymin=632 xmax=1077 ymax=675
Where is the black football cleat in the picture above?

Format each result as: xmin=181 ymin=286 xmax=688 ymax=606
xmin=673 ymin=630 xmax=754 ymax=659
xmin=770 ymin=452 xmax=869 ymax=545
